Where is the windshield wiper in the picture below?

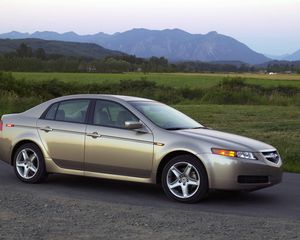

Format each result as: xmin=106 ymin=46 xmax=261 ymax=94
xmin=165 ymin=127 xmax=186 ymax=130
xmin=165 ymin=126 xmax=208 ymax=130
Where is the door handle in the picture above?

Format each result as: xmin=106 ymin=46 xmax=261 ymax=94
xmin=86 ymin=132 xmax=101 ymax=138
xmin=40 ymin=126 xmax=53 ymax=132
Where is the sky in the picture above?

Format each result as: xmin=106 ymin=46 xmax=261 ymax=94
xmin=0 ymin=0 xmax=299 ymax=55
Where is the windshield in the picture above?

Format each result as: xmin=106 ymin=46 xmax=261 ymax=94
xmin=130 ymin=101 xmax=203 ymax=130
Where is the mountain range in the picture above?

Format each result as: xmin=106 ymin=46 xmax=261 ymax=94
xmin=0 ymin=29 xmax=274 ymax=64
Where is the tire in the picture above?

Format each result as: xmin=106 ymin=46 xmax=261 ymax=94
xmin=13 ymin=143 xmax=47 ymax=183
xmin=161 ymin=154 xmax=208 ymax=203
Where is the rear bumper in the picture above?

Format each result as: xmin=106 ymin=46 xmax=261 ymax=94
xmin=0 ymin=136 xmax=12 ymax=165
xmin=198 ymin=153 xmax=283 ymax=190
xmin=0 ymin=117 xmax=10 ymax=164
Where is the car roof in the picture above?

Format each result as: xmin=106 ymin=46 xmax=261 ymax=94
xmin=51 ymin=94 xmax=153 ymax=102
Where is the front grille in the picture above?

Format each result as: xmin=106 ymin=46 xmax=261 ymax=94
xmin=261 ymin=151 xmax=280 ymax=164
xmin=238 ymin=175 xmax=269 ymax=184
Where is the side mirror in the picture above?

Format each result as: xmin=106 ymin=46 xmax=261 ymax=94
xmin=124 ymin=121 xmax=143 ymax=130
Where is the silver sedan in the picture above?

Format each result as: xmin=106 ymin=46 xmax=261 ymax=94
xmin=0 ymin=95 xmax=282 ymax=203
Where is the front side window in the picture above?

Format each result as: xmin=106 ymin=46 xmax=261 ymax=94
xmin=54 ymin=100 xmax=90 ymax=123
xmin=93 ymin=100 xmax=138 ymax=128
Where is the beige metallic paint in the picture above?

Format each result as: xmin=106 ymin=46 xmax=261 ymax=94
xmin=85 ymin=125 xmax=154 ymax=178
xmin=37 ymin=119 xmax=87 ymax=170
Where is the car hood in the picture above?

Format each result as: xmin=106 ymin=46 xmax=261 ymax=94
xmin=175 ymin=128 xmax=275 ymax=152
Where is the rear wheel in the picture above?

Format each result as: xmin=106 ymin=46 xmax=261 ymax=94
xmin=13 ymin=143 xmax=47 ymax=183
xmin=162 ymin=155 xmax=208 ymax=203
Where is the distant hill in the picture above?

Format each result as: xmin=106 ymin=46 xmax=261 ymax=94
xmin=0 ymin=38 xmax=124 ymax=59
xmin=266 ymin=49 xmax=300 ymax=61
xmin=285 ymin=49 xmax=300 ymax=61
xmin=265 ymin=53 xmax=290 ymax=60
xmin=0 ymin=29 xmax=270 ymax=64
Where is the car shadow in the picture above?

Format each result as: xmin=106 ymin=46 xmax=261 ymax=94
xmin=42 ymin=173 xmax=280 ymax=208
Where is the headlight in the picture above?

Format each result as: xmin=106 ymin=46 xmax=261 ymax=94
xmin=211 ymin=148 xmax=257 ymax=160
xmin=236 ymin=151 xmax=256 ymax=160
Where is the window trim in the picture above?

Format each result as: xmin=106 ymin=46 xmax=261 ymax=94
xmin=40 ymin=98 xmax=93 ymax=125
xmin=40 ymin=98 xmax=150 ymax=131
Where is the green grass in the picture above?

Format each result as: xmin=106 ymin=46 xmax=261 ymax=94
xmin=175 ymin=104 xmax=300 ymax=173
xmin=12 ymin=72 xmax=300 ymax=88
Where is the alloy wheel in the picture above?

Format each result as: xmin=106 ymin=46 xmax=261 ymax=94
xmin=16 ymin=148 xmax=39 ymax=180
xmin=166 ymin=161 xmax=200 ymax=199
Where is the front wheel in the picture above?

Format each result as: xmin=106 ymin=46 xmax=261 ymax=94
xmin=13 ymin=143 xmax=47 ymax=183
xmin=162 ymin=155 xmax=208 ymax=203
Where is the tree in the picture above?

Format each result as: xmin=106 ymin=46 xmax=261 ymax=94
xmin=35 ymin=48 xmax=46 ymax=60
xmin=102 ymin=58 xmax=130 ymax=73
xmin=16 ymin=43 xmax=32 ymax=58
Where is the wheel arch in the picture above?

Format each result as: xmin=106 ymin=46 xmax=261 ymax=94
xmin=156 ymin=150 xmax=208 ymax=184
xmin=11 ymin=140 xmax=44 ymax=165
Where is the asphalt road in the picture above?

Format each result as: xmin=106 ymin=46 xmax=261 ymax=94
xmin=0 ymin=160 xmax=300 ymax=239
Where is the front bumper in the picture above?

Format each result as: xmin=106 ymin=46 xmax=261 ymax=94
xmin=197 ymin=152 xmax=283 ymax=190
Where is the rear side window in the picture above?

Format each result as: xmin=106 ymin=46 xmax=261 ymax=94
xmin=45 ymin=103 xmax=58 ymax=120
xmin=55 ymin=100 xmax=90 ymax=123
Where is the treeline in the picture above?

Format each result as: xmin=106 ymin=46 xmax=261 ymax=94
xmin=265 ymin=62 xmax=300 ymax=73
xmin=0 ymin=43 xmax=175 ymax=73
xmin=1 ymin=43 xmax=300 ymax=73
xmin=176 ymin=61 xmax=256 ymax=73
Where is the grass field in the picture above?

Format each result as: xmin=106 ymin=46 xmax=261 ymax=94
xmin=12 ymin=72 xmax=300 ymax=88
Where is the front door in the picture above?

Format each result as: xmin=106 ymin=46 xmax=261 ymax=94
xmin=84 ymin=100 xmax=154 ymax=178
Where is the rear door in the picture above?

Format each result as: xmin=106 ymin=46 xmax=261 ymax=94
xmin=37 ymin=99 xmax=91 ymax=171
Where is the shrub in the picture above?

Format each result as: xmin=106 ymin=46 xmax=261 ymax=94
xmin=0 ymin=73 xmax=299 ymax=114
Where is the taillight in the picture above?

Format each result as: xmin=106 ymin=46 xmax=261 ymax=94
xmin=0 ymin=120 xmax=3 ymax=131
